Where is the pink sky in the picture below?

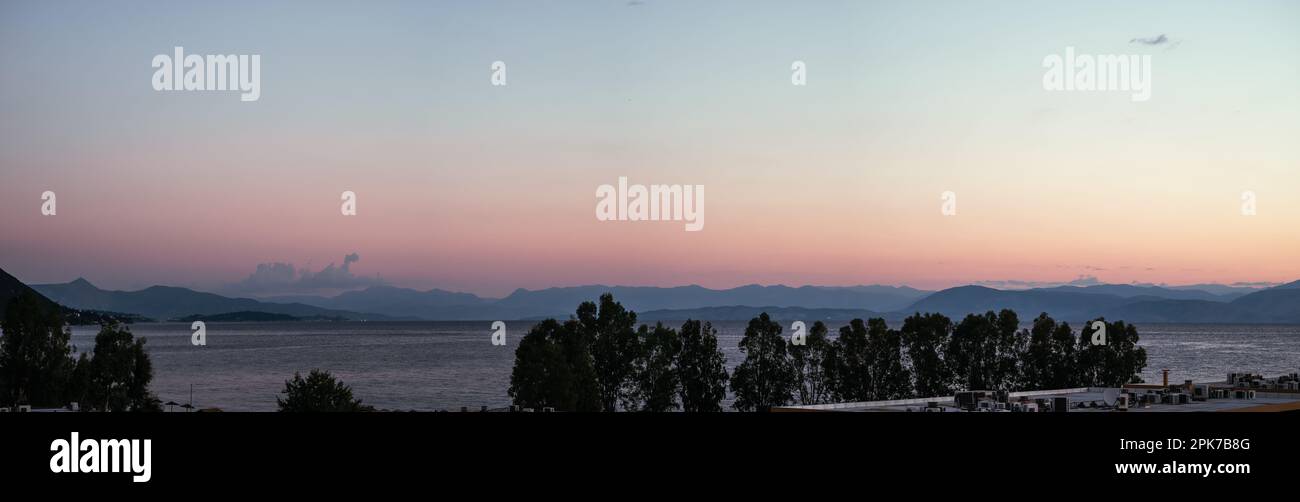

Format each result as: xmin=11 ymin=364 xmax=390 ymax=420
xmin=2 ymin=1 xmax=1297 ymax=297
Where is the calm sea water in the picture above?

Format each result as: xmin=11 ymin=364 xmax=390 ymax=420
xmin=68 ymin=321 xmax=1300 ymax=412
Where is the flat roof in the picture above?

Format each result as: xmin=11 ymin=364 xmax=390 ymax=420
xmin=772 ymin=387 xmax=1300 ymax=413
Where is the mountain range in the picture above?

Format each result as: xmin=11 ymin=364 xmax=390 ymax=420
xmin=905 ymin=282 xmax=1300 ymax=323
xmin=258 ymin=284 xmax=930 ymax=320
xmin=31 ymin=277 xmax=398 ymax=321
xmin=8 ymin=267 xmax=1300 ymax=324
xmin=1 ymin=268 xmax=146 ymax=324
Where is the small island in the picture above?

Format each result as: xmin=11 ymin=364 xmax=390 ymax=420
xmin=170 ymin=311 xmax=345 ymax=323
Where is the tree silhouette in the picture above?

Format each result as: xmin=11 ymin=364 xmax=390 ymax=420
xmin=901 ymin=312 xmax=953 ymax=397
xmin=0 ymin=293 xmax=76 ymax=407
xmin=677 ymin=320 xmax=728 ymax=412
xmin=948 ymin=310 xmax=1023 ymax=392
xmin=635 ymin=323 xmax=682 ymax=412
xmin=1077 ymin=318 xmax=1147 ymax=387
xmin=1021 ymin=313 xmax=1079 ymax=390
xmin=75 ymin=323 xmax=160 ymax=412
xmin=790 ymin=320 xmax=833 ymax=405
xmin=731 ymin=313 xmax=794 ymax=411
xmin=584 ymin=294 xmax=641 ymax=411
xmin=865 ymin=318 xmax=912 ymax=400
xmin=277 ymin=369 xmax=368 ymax=412
xmin=826 ymin=319 xmax=872 ymax=402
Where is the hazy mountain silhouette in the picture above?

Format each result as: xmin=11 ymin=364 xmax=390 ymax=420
xmin=635 ymin=305 xmax=882 ymax=322
xmin=906 ymin=283 xmax=1300 ymax=323
xmin=0 ymin=267 xmax=60 ymax=316
xmin=19 ymin=270 xmax=1300 ymax=323
xmin=269 ymin=283 xmax=930 ymax=320
xmin=902 ymin=286 xmax=1143 ymax=321
xmin=261 ymin=285 xmax=488 ymax=317
xmin=1272 ymin=279 xmax=1300 ymax=290
xmin=1030 ymin=284 xmax=1240 ymax=301
xmin=1165 ymin=283 xmax=1271 ymax=298
xmin=33 ymin=278 xmax=398 ymax=321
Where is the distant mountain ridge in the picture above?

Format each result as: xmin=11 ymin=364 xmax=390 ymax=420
xmin=628 ymin=305 xmax=883 ymax=322
xmin=1030 ymin=284 xmax=1244 ymax=301
xmin=255 ymin=283 xmax=931 ymax=320
xmin=902 ymin=282 xmax=1300 ymax=323
xmin=33 ymin=278 xmax=397 ymax=321
xmin=19 ymin=270 xmax=1300 ymax=324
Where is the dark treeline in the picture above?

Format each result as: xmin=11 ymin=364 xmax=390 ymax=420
xmin=509 ymin=294 xmax=1148 ymax=412
xmin=0 ymin=292 xmax=159 ymax=411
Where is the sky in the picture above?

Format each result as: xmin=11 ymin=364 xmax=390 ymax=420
xmin=1 ymin=0 xmax=1298 ymax=298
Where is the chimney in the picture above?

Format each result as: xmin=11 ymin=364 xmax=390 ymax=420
xmin=1162 ymin=369 xmax=1169 ymax=388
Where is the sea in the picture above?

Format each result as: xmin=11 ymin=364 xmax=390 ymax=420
xmin=67 ymin=321 xmax=1300 ymax=412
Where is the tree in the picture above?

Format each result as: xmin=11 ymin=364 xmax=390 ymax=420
xmin=948 ymin=310 xmax=1023 ymax=392
xmin=730 ymin=313 xmax=795 ymax=411
xmin=677 ymin=320 xmax=728 ymax=412
xmin=583 ymin=294 xmax=641 ymax=411
xmin=507 ymin=300 xmax=611 ymax=412
xmin=826 ymin=319 xmax=872 ymax=402
xmin=634 ymin=323 xmax=682 ymax=412
xmin=508 ymin=319 xmax=578 ymax=411
xmin=75 ymin=323 xmax=160 ymax=412
xmin=0 ymin=293 xmax=76 ymax=407
xmin=1021 ymin=313 xmax=1079 ymax=390
xmin=866 ymin=318 xmax=912 ymax=400
xmin=1077 ymin=318 xmax=1147 ymax=387
xmin=789 ymin=321 xmax=833 ymax=405
xmin=900 ymin=312 xmax=953 ymax=397
xmin=277 ymin=369 xmax=367 ymax=412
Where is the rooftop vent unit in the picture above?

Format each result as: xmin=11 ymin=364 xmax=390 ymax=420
xmin=956 ymin=392 xmax=978 ymax=411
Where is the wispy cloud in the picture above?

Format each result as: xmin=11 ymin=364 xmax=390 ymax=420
xmin=1229 ymin=281 xmax=1281 ymax=288
xmin=1130 ymin=34 xmax=1169 ymax=45
xmin=973 ymin=275 xmax=1102 ymax=290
